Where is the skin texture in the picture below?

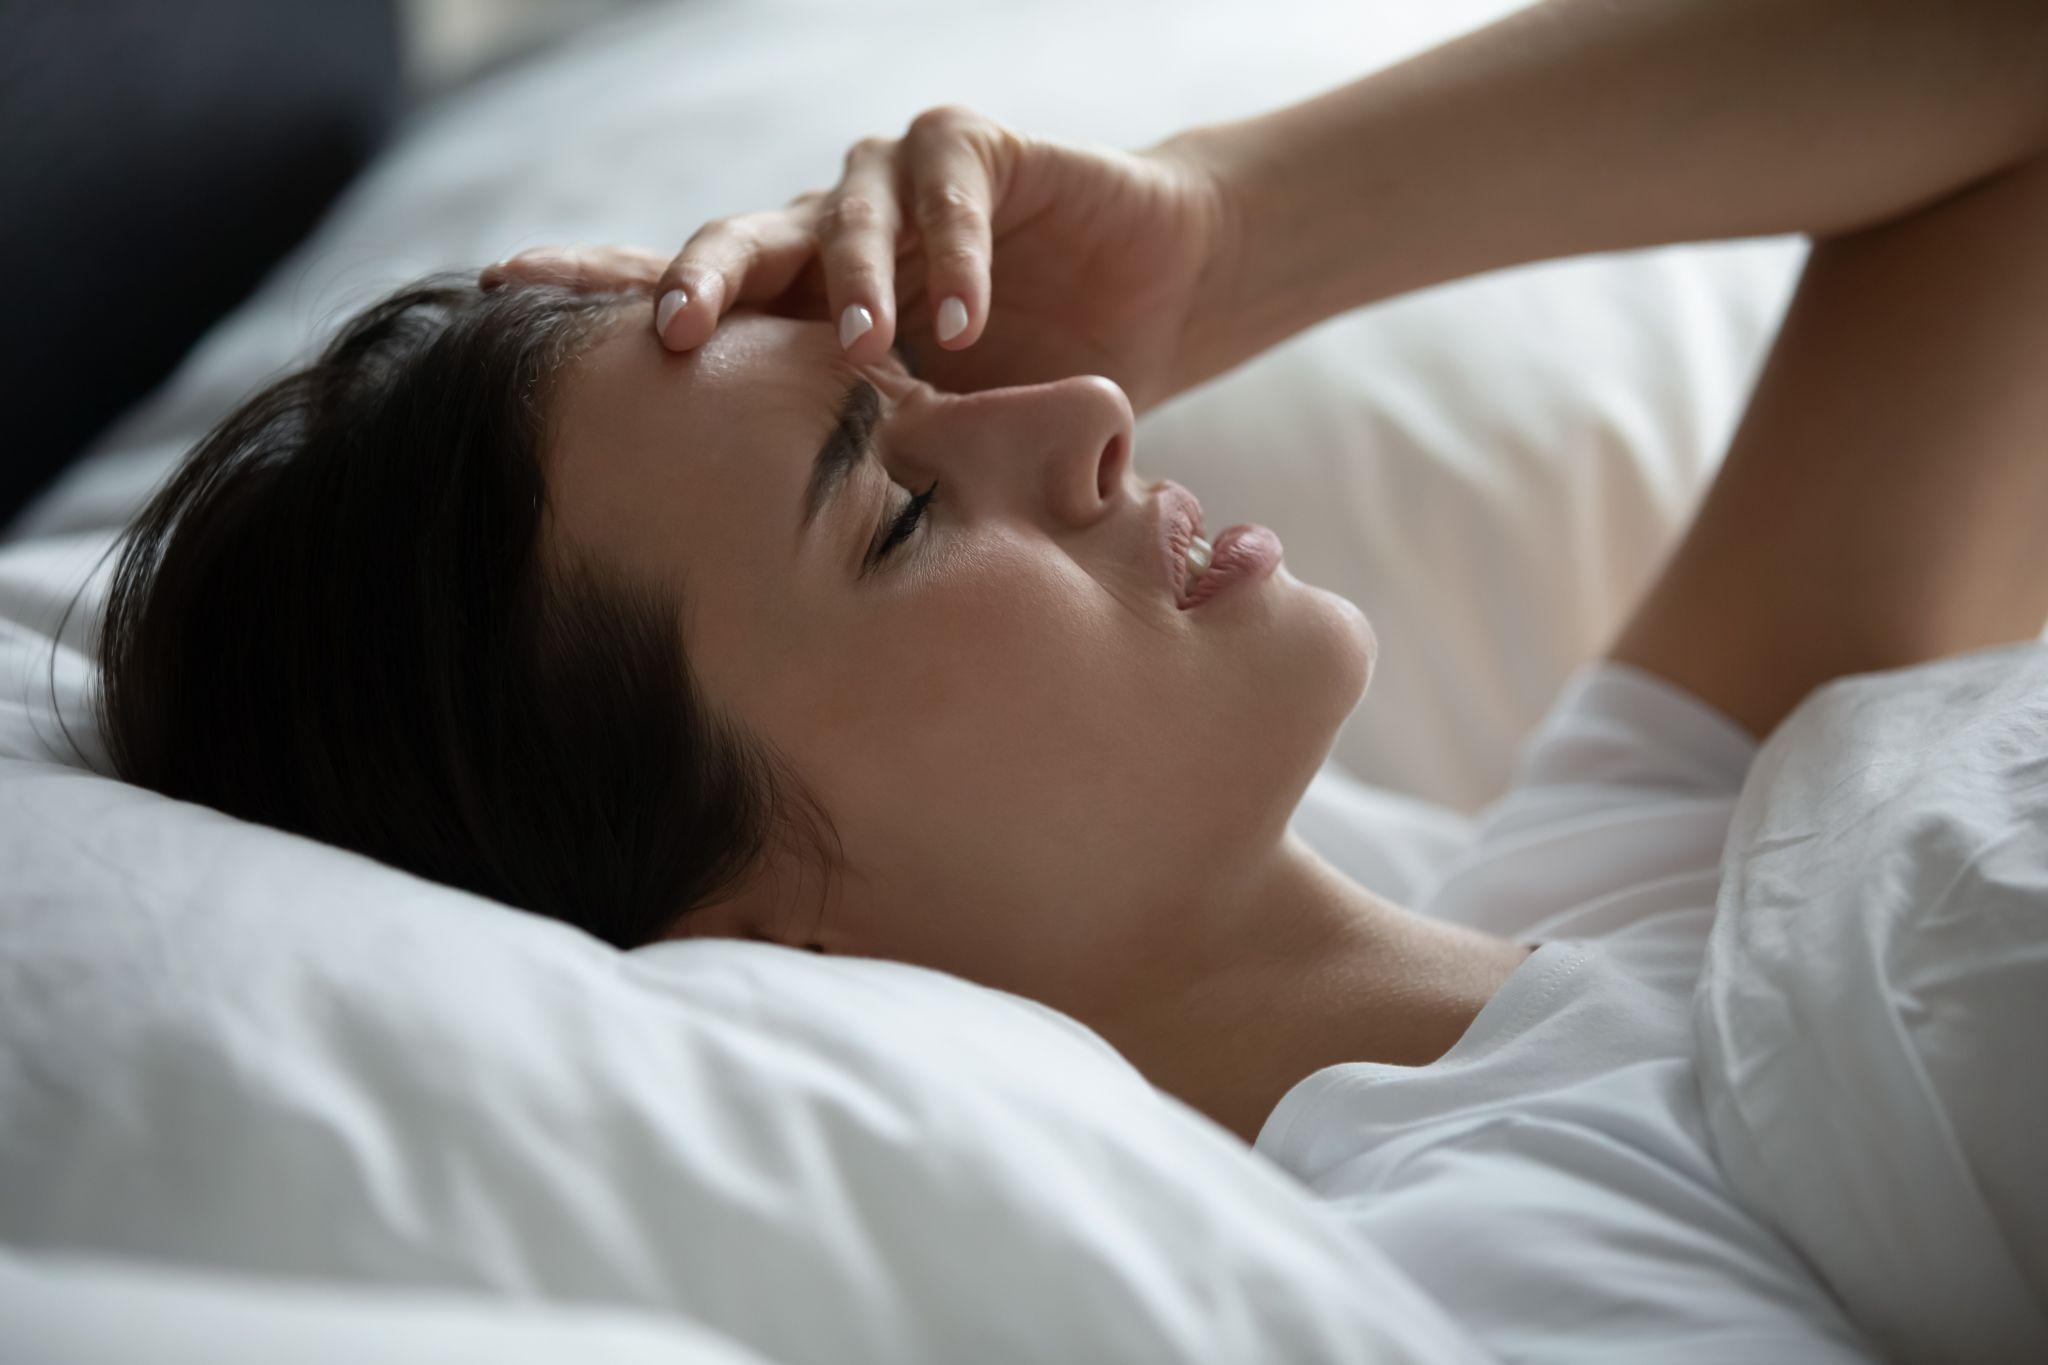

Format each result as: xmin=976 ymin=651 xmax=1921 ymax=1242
xmin=545 ymin=304 xmax=1369 ymax=980
xmin=543 ymin=306 xmax=1529 ymax=1141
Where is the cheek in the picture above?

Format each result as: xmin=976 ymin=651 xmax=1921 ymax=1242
xmin=797 ymin=546 xmax=1162 ymax=816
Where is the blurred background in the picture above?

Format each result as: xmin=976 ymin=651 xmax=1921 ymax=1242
xmin=4 ymin=0 xmax=1797 ymax=809
xmin=0 ymin=0 xmax=653 ymax=529
xmin=404 ymin=0 xmax=653 ymax=93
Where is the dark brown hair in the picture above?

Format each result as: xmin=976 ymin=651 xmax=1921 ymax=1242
xmin=91 ymin=277 xmax=835 ymax=947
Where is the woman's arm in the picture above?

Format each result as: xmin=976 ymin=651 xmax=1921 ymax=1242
xmin=1179 ymin=0 xmax=2048 ymax=371
xmin=1605 ymin=149 xmax=2048 ymax=740
xmin=1176 ymin=0 xmax=2048 ymax=742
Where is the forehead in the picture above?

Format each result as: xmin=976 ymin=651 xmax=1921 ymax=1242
xmin=541 ymin=308 xmax=857 ymax=589
xmin=555 ymin=306 xmax=848 ymax=460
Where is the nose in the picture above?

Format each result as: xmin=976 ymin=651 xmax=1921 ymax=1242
xmin=910 ymin=374 xmax=1137 ymax=529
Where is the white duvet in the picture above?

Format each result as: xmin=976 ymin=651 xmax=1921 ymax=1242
xmin=1696 ymin=642 xmax=2048 ymax=1362
xmin=29 ymin=0 xmax=2008 ymax=1361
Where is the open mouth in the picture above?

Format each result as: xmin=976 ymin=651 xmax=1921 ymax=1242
xmin=1181 ymin=532 xmax=1215 ymax=593
xmin=1154 ymin=480 xmax=1284 ymax=610
xmin=1155 ymin=481 xmax=1207 ymax=605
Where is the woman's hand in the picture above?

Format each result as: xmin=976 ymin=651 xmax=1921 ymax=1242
xmin=481 ymin=106 xmax=1247 ymax=416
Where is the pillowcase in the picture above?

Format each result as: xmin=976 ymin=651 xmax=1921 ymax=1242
xmin=1 ymin=1247 xmax=771 ymax=1365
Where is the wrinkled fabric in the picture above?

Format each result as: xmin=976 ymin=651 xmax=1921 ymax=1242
xmin=1259 ymin=661 xmax=1872 ymax=1362
xmin=1695 ymin=641 xmax=2048 ymax=1363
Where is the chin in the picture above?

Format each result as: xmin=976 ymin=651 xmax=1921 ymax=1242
xmin=1279 ymin=569 xmax=1378 ymax=724
xmin=1211 ymin=571 xmax=1376 ymax=843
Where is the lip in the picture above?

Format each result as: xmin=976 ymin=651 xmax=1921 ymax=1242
xmin=1182 ymin=523 xmax=1283 ymax=609
xmin=1153 ymin=481 xmax=1206 ymax=605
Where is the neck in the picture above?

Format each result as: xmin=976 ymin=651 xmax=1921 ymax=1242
xmin=1083 ymin=831 xmax=1530 ymax=1145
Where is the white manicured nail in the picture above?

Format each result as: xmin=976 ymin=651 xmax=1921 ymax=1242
xmin=936 ymin=295 xmax=969 ymax=343
xmin=839 ymin=303 xmax=874 ymax=351
xmin=655 ymin=288 xmax=689 ymax=337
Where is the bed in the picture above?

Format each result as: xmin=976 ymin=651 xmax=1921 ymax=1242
xmin=10 ymin=1 xmax=2038 ymax=1360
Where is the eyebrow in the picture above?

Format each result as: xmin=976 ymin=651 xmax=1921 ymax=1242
xmin=799 ymin=377 xmax=882 ymax=541
xmin=797 ymin=341 xmax=917 ymax=547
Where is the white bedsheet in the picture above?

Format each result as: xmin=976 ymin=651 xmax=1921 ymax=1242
xmin=1694 ymin=641 xmax=2048 ymax=1363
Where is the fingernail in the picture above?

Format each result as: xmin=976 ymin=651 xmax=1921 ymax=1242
xmin=838 ymin=302 xmax=874 ymax=351
xmin=936 ymin=296 xmax=969 ymax=343
xmin=656 ymin=288 xmax=689 ymax=339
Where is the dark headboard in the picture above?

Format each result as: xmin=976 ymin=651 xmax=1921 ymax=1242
xmin=0 ymin=1 xmax=404 ymax=529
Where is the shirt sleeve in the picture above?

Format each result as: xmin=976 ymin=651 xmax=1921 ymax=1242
xmin=1410 ymin=659 xmax=1761 ymax=941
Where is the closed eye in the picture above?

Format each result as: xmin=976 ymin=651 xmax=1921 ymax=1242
xmin=864 ymin=480 xmax=937 ymax=576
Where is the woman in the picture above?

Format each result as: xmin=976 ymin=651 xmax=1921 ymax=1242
xmin=97 ymin=0 xmax=2047 ymax=1355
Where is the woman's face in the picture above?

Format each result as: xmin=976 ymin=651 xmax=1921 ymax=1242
xmin=545 ymin=308 xmax=1375 ymax=1013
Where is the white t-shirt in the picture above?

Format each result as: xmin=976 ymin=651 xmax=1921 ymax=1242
xmin=1255 ymin=661 xmax=1873 ymax=1362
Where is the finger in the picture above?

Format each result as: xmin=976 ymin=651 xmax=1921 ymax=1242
xmin=652 ymin=208 xmax=818 ymax=352
xmin=480 ymin=244 xmax=666 ymax=293
xmin=480 ymin=245 xmax=574 ymax=290
xmin=902 ymin=107 xmax=998 ymax=350
xmin=815 ymin=137 xmax=906 ymax=361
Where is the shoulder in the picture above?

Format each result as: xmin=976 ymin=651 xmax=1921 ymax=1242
xmin=1417 ymin=661 xmax=1759 ymax=940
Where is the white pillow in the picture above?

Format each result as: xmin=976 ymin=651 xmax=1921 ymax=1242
xmin=5 ymin=0 xmax=1803 ymax=810
xmin=1 ymin=1247 xmax=774 ymax=1365
xmin=0 ymin=555 xmax=1482 ymax=1363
